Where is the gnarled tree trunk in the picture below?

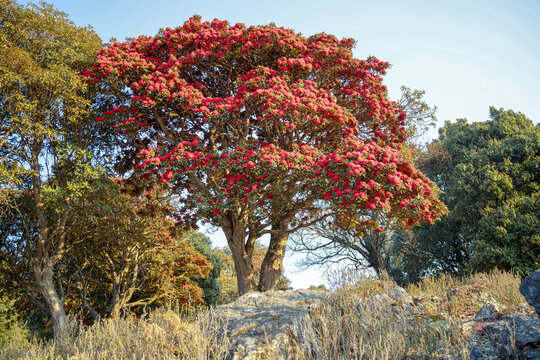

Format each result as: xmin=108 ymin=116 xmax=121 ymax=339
xmin=259 ymin=219 xmax=290 ymax=292
xmin=221 ymin=216 xmax=256 ymax=295
xmin=33 ymin=260 xmax=67 ymax=338
xmin=30 ymin=143 xmax=68 ymax=338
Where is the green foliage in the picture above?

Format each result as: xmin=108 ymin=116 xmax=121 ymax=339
xmin=0 ymin=295 xmax=19 ymax=343
xmin=472 ymin=193 xmax=539 ymax=276
xmin=63 ymin=179 xmax=213 ymax=318
xmin=0 ymin=0 xmax=106 ymax=336
xmin=182 ymin=230 xmax=223 ymax=307
xmin=390 ymin=108 xmax=539 ymax=282
xmin=397 ymin=86 xmax=437 ymax=143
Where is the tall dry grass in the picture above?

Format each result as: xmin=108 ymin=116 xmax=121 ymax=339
xmin=407 ymin=268 xmax=525 ymax=317
xmin=0 ymin=307 xmax=232 ymax=360
xmin=0 ymin=269 xmax=526 ymax=359
xmin=305 ymin=268 xmax=471 ymax=359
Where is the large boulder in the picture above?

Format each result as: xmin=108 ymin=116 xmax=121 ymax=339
xmin=204 ymin=284 xmax=418 ymax=360
xmin=468 ymin=314 xmax=540 ymax=359
xmin=520 ymin=270 xmax=540 ymax=317
xmin=207 ymin=289 xmax=329 ymax=360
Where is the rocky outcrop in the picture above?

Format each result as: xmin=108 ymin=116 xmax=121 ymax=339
xmin=201 ymin=276 xmax=540 ymax=360
xmin=499 ymin=315 xmax=540 ymax=359
xmin=208 ymin=289 xmax=328 ymax=360
xmin=466 ymin=274 xmax=540 ymax=360
xmin=468 ymin=313 xmax=539 ymax=359
xmin=205 ymin=284 xmax=417 ymax=360
xmin=520 ymin=270 xmax=540 ymax=317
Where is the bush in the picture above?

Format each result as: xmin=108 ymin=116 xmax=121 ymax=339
xmin=0 ymin=295 xmax=29 ymax=347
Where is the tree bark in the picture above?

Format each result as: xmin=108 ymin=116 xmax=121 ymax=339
xmin=259 ymin=219 xmax=289 ymax=292
xmin=33 ymin=261 xmax=67 ymax=338
xmin=221 ymin=216 xmax=255 ymax=295
xmin=30 ymin=142 xmax=68 ymax=338
xmin=30 ymin=140 xmax=67 ymax=339
xmin=108 ymin=281 xmax=122 ymax=318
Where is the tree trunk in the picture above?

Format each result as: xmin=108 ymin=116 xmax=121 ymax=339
xmin=221 ymin=218 xmax=255 ymax=295
xmin=108 ymin=282 xmax=122 ymax=318
xmin=259 ymin=220 xmax=289 ymax=292
xmin=33 ymin=261 xmax=67 ymax=338
xmin=30 ymin=142 xmax=67 ymax=338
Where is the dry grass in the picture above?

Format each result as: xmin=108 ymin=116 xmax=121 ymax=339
xmin=306 ymin=269 xmax=472 ymax=359
xmin=407 ymin=268 xmax=525 ymax=318
xmin=1 ymin=269 xmax=527 ymax=359
xmin=0 ymin=307 xmax=232 ymax=360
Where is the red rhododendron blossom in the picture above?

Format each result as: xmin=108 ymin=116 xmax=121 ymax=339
xmin=86 ymin=16 xmax=446 ymax=293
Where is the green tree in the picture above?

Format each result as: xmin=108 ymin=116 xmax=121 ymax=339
xmin=0 ymin=295 xmax=19 ymax=343
xmin=0 ymin=0 xmax=102 ymax=337
xmin=182 ymin=230 xmax=222 ymax=306
xmin=390 ymin=108 xmax=539 ymax=281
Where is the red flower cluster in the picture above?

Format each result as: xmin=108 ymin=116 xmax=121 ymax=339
xmin=85 ymin=16 xmax=445 ymax=230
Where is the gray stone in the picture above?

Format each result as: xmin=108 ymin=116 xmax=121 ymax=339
xmin=474 ymin=300 xmax=502 ymax=321
xmin=207 ymin=289 xmax=329 ymax=360
xmin=469 ymin=346 xmax=490 ymax=360
xmin=357 ymin=285 xmax=418 ymax=316
xmin=520 ymin=270 xmax=540 ymax=317
xmin=202 ymin=285 xmax=419 ymax=360
xmin=499 ymin=315 xmax=540 ymax=360
xmin=387 ymin=285 xmax=414 ymax=305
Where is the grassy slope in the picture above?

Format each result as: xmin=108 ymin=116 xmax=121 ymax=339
xmin=0 ymin=269 xmax=531 ymax=359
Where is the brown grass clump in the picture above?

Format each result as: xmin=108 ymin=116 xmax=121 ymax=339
xmin=307 ymin=271 xmax=471 ymax=359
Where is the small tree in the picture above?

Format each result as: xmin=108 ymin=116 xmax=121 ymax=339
xmin=63 ymin=179 xmax=212 ymax=319
xmin=291 ymin=218 xmax=392 ymax=277
xmin=182 ymin=230 xmax=223 ymax=306
xmin=0 ymin=0 xmax=103 ymax=337
xmin=86 ymin=16 xmax=445 ymax=294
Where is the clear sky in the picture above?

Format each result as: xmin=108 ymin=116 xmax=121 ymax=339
xmin=22 ymin=0 xmax=540 ymax=288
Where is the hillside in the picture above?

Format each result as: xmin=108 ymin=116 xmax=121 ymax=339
xmin=1 ymin=269 xmax=538 ymax=359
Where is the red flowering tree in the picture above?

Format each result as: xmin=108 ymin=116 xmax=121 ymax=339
xmin=85 ymin=16 xmax=446 ymax=294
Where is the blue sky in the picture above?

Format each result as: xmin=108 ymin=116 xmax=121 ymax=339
xmin=25 ymin=0 xmax=540 ymax=288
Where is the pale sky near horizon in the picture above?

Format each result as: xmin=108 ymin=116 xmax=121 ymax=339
xmin=21 ymin=0 xmax=540 ymax=288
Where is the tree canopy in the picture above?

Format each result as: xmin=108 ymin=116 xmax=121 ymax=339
xmin=86 ymin=16 xmax=445 ymax=294
xmin=389 ymin=108 xmax=539 ymax=282
xmin=0 ymin=0 xmax=104 ymax=337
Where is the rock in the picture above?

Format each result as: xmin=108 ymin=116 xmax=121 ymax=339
xmin=206 ymin=289 xmax=328 ymax=360
xmin=499 ymin=315 xmax=540 ymax=359
xmin=474 ymin=300 xmax=502 ymax=321
xmin=358 ymin=285 xmax=418 ymax=316
xmin=203 ymin=284 xmax=418 ymax=359
xmin=469 ymin=346 xmax=490 ymax=360
xmin=520 ymin=270 xmax=540 ymax=317
xmin=413 ymin=293 xmax=426 ymax=306
xmin=387 ymin=285 xmax=414 ymax=305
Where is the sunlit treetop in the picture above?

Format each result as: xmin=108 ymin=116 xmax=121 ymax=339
xmin=85 ymin=16 xmax=445 ymax=231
